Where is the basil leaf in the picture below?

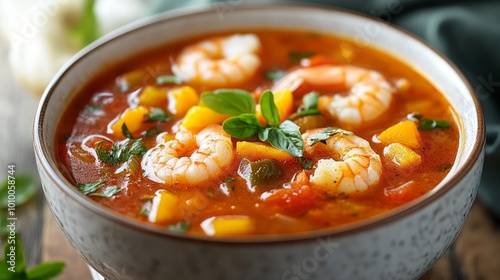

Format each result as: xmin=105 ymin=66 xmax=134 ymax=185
xmin=309 ymin=128 xmax=354 ymax=146
xmin=89 ymin=186 xmax=122 ymax=198
xmin=69 ymin=0 xmax=98 ymax=47
xmin=76 ymin=180 xmax=105 ymax=195
xmin=202 ymin=89 xmax=255 ymax=116
xmin=258 ymin=127 xmax=271 ymax=141
xmin=121 ymin=123 xmax=134 ymax=139
xmin=259 ymin=90 xmax=280 ymax=127
xmin=418 ymin=119 xmax=452 ymax=130
xmin=266 ymin=121 xmax=304 ymax=157
xmin=265 ymin=69 xmax=286 ymax=81
xmin=27 ymin=262 xmax=65 ymax=280
xmin=289 ymin=51 xmax=315 ymax=62
xmin=222 ymin=114 xmax=263 ymax=139
xmin=1 ymin=236 xmax=27 ymax=279
xmin=156 ymin=75 xmax=182 ymax=85
xmin=0 ymin=174 xmax=37 ymax=209
xmin=144 ymin=108 xmax=169 ymax=123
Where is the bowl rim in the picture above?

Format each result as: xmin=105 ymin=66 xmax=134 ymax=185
xmin=34 ymin=3 xmax=485 ymax=244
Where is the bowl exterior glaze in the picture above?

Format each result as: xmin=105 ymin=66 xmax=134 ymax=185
xmin=34 ymin=5 xmax=484 ymax=280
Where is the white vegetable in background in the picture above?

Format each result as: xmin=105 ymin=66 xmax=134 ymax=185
xmin=0 ymin=0 xmax=150 ymax=95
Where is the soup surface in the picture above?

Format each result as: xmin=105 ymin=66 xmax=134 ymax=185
xmin=56 ymin=30 xmax=459 ymax=237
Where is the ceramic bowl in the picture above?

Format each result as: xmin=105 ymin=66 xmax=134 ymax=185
xmin=33 ymin=4 xmax=485 ymax=280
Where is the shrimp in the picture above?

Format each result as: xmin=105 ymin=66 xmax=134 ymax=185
xmin=302 ymin=128 xmax=382 ymax=195
xmin=141 ymin=125 xmax=235 ymax=187
xmin=173 ymin=33 xmax=261 ymax=88
xmin=273 ymin=65 xmax=395 ymax=127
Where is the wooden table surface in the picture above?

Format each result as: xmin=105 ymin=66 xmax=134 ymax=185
xmin=1 ymin=39 xmax=499 ymax=280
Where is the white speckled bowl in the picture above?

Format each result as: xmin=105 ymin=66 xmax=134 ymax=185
xmin=34 ymin=4 xmax=485 ymax=280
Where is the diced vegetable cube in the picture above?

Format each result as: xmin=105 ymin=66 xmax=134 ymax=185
xmin=256 ymin=89 xmax=293 ymax=124
xmin=181 ymin=106 xmax=229 ymax=132
xmin=236 ymin=141 xmax=294 ymax=162
xmin=293 ymin=115 xmax=325 ymax=131
xmin=378 ymin=120 xmax=422 ymax=149
xmin=148 ymin=190 xmax=180 ymax=224
xmin=201 ymin=215 xmax=254 ymax=236
xmin=383 ymin=143 xmax=422 ymax=168
xmin=139 ymin=86 xmax=167 ymax=107
xmin=238 ymin=158 xmax=281 ymax=188
xmin=167 ymin=86 xmax=199 ymax=118
xmin=115 ymin=69 xmax=146 ymax=92
xmin=110 ymin=106 xmax=149 ymax=137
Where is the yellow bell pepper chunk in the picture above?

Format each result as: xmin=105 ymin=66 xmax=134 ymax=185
xmin=383 ymin=143 xmax=422 ymax=168
xmin=139 ymin=86 xmax=167 ymax=107
xmin=202 ymin=215 xmax=254 ymax=237
xmin=148 ymin=190 xmax=180 ymax=224
xmin=378 ymin=120 xmax=422 ymax=149
xmin=256 ymin=89 xmax=294 ymax=124
xmin=181 ymin=106 xmax=229 ymax=132
xmin=167 ymin=86 xmax=199 ymax=118
xmin=111 ymin=106 xmax=149 ymax=137
xmin=236 ymin=141 xmax=294 ymax=162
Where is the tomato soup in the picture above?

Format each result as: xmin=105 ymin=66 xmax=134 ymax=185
xmin=55 ymin=30 xmax=459 ymax=236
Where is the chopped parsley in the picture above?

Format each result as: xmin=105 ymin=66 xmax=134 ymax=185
xmin=168 ymin=221 xmax=190 ymax=233
xmin=156 ymin=75 xmax=182 ymax=85
xmin=95 ymin=138 xmax=147 ymax=165
xmin=77 ymin=180 xmax=105 ymax=195
xmin=309 ymin=128 xmax=354 ymax=146
xmin=89 ymin=186 xmax=122 ymax=197
xmin=144 ymin=108 xmax=170 ymax=123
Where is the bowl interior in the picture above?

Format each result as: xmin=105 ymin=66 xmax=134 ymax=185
xmin=35 ymin=4 xmax=483 ymax=240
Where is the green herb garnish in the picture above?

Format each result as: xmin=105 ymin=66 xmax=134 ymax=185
xmin=0 ymin=236 xmax=65 ymax=279
xmin=224 ymin=178 xmax=235 ymax=183
xmin=76 ymin=180 xmax=105 ymax=195
xmin=309 ymin=128 xmax=354 ymax=146
xmin=298 ymin=157 xmax=314 ymax=170
xmin=289 ymin=51 xmax=316 ymax=62
xmin=85 ymin=104 xmax=101 ymax=113
xmin=96 ymin=138 xmax=147 ymax=165
xmin=418 ymin=119 xmax=452 ymax=130
xmin=215 ymin=90 xmax=304 ymax=157
xmin=121 ymin=123 xmax=134 ymax=139
xmin=89 ymin=186 xmax=122 ymax=197
xmin=288 ymin=92 xmax=322 ymax=120
xmin=201 ymin=89 xmax=256 ymax=116
xmin=168 ymin=221 xmax=190 ymax=233
xmin=156 ymin=75 xmax=182 ymax=85
xmin=141 ymin=126 xmax=162 ymax=138
xmin=144 ymin=108 xmax=170 ymax=123
xmin=265 ymin=69 xmax=286 ymax=81
xmin=437 ymin=163 xmax=453 ymax=172
xmin=0 ymin=175 xmax=37 ymax=209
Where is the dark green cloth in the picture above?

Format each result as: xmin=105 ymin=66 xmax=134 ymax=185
xmin=154 ymin=0 xmax=500 ymax=216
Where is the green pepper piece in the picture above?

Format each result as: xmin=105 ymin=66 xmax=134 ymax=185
xmin=238 ymin=158 xmax=282 ymax=188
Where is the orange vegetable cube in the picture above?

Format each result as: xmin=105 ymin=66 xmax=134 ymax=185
xmin=201 ymin=215 xmax=254 ymax=237
xmin=139 ymin=86 xmax=167 ymax=107
xmin=181 ymin=106 xmax=229 ymax=132
xmin=148 ymin=190 xmax=180 ymax=224
xmin=378 ymin=120 xmax=422 ymax=149
xmin=383 ymin=143 xmax=422 ymax=168
xmin=167 ymin=86 xmax=199 ymax=118
xmin=236 ymin=141 xmax=294 ymax=162
xmin=256 ymin=89 xmax=294 ymax=124
xmin=110 ymin=106 xmax=149 ymax=137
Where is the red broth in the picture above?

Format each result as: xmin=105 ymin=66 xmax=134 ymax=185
xmin=55 ymin=30 xmax=459 ymax=236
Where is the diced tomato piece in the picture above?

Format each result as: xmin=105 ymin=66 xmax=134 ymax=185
xmin=263 ymin=184 xmax=322 ymax=215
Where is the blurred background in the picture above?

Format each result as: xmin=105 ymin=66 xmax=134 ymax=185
xmin=0 ymin=0 xmax=499 ymax=279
